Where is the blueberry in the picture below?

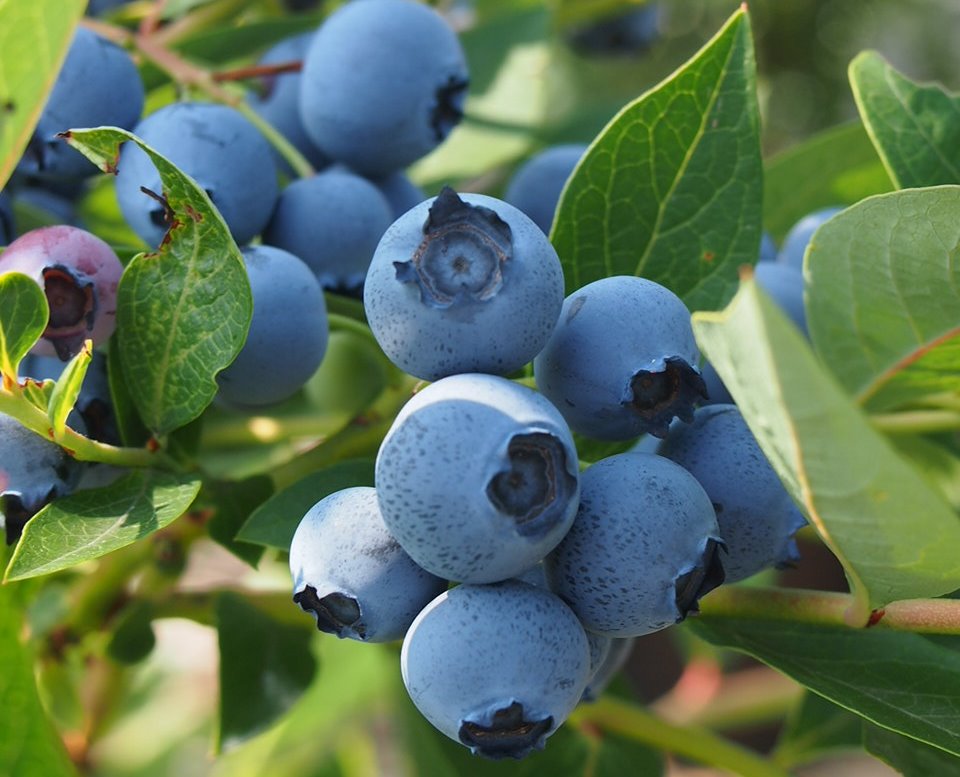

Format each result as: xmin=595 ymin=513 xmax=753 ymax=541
xmin=657 ymin=404 xmax=806 ymax=582
xmin=754 ymin=261 xmax=807 ymax=336
xmin=567 ymin=5 xmax=660 ymax=57
xmin=544 ymin=452 xmax=725 ymax=636
xmin=299 ymin=0 xmax=469 ymax=176
xmin=0 ymin=192 xmax=13 ymax=244
xmin=247 ymin=32 xmax=329 ymax=174
xmin=0 ymin=225 xmax=123 ymax=360
xmin=504 ymin=144 xmax=587 ymax=235
xmin=19 ymin=27 xmax=144 ymax=179
xmin=777 ymin=206 xmax=843 ymax=270
xmin=375 ymin=373 xmax=580 ymax=584
xmin=0 ymin=412 xmax=84 ymax=545
xmin=216 ymin=245 xmax=328 ymax=407
xmin=534 ymin=275 xmax=706 ymax=440
xmin=289 ymin=486 xmax=447 ymax=642
xmin=364 ymin=188 xmax=565 ymax=381
xmin=262 ymin=169 xmax=393 ymax=292
xmin=759 ymin=232 xmax=778 ymax=263
xmin=115 ymin=102 xmax=279 ymax=247
xmin=401 ymin=580 xmax=590 ymax=759
xmin=582 ymin=637 xmax=635 ymax=702
xmin=371 ymin=171 xmax=426 ymax=219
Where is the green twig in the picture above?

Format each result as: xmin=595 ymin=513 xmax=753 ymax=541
xmin=700 ymin=585 xmax=960 ymax=634
xmin=235 ymin=101 xmax=315 ymax=179
xmin=871 ymin=409 xmax=960 ymax=434
xmin=572 ymin=696 xmax=790 ymax=777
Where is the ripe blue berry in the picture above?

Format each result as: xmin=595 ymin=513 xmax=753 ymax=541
xmin=372 ymin=171 xmax=426 ymax=219
xmin=401 ymin=581 xmax=590 ymax=759
xmin=778 ymin=206 xmax=842 ymax=269
xmin=299 ymin=0 xmax=469 ymax=175
xmin=503 ymin=143 xmax=587 ymax=234
xmin=20 ymin=27 xmax=144 ymax=179
xmin=262 ymin=169 xmax=393 ymax=291
xmin=0 ymin=192 xmax=13 ymax=244
xmin=216 ymin=245 xmax=328 ymax=407
xmin=657 ymin=404 xmax=807 ymax=582
xmin=376 ymin=373 xmax=580 ymax=584
xmin=0 ymin=225 xmax=123 ymax=360
xmin=1 ymin=413 xmax=84 ymax=544
xmin=364 ymin=188 xmax=565 ymax=381
xmin=567 ymin=5 xmax=660 ymax=56
xmin=544 ymin=452 xmax=724 ymax=636
xmin=247 ymin=32 xmax=329 ymax=174
xmin=115 ymin=102 xmax=278 ymax=247
xmin=289 ymin=487 xmax=447 ymax=642
xmin=504 ymin=144 xmax=587 ymax=234
xmin=583 ymin=638 xmax=634 ymax=702
xmin=754 ymin=261 xmax=807 ymax=335
xmin=534 ymin=275 xmax=706 ymax=439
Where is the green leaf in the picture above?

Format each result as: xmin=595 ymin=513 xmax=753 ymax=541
xmin=47 ymin=339 xmax=90 ymax=438
xmin=807 ymin=187 xmax=960 ymax=412
xmin=0 ymin=272 xmax=48 ymax=379
xmin=763 ymin=120 xmax=892 ymax=242
xmin=692 ymin=618 xmax=960 ymax=760
xmin=204 ymin=476 xmax=273 ymax=567
xmin=237 ymin=459 xmax=376 ymax=550
xmin=215 ymin=591 xmax=317 ymax=753
xmin=865 ymin=723 xmax=960 ymax=776
xmin=5 ymin=470 xmax=201 ymax=581
xmin=891 ymin=435 xmax=960 ymax=512
xmin=106 ymin=335 xmax=151 ymax=447
xmin=692 ymin=279 xmax=960 ymax=613
xmin=551 ymin=7 xmax=761 ymax=312
xmin=65 ymin=127 xmax=253 ymax=437
xmin=850 ymin=51 xmax=960 ymax=190
xmin=774 ymin=692 xmax=864 ymax=768
xmin=0 ymin=0 xmax=86 ymax=188
xmin=0 ymin=581 xmax=77 ymax=777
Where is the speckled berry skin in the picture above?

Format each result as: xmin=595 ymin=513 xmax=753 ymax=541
xmin=376 ymin=373 xmax=580 ymax=584
xmin=755 ymin=261 xmax=807 ymax=336
xmin=216 ymin=245 xmax=328 ymax=407
xmin=263 ymin=169 xmax=393 ymax=291
xmin=364 ymin=189 xmax=565 ymax=381
xmin=544 ymin=452 xmax=724 ymax=637
xmin=401 ymin=580 xmax=591 ymax=760
xmin=299 ymin=0 xmax=469 ymax=176
xmin=1 ymin=412 xmax=84 ymax=543
xmin=504 ymin=144 xmax=587 ymax=235
xmin=19 ymin=26 xmax=144 ymax=179
xmin=0 ymin=225 xmax=122 ymax=360
xmin=247 ymin=32 xmax=329 ymax=174
xmin=777 ymin=206 xmax=842 ymax=269
xmin=657 ymin=404 xmax=807 ymax=582
xmin=115 ymin=102 xmax=278 ymax=247
xmin=534 ymin=275 xmax=705 ymax=440
xmin=289 ymin=487 xmax=447 ymax=642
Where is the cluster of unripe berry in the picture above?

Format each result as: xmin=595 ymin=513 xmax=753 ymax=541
xmin=0 ymin=0 xmax=820 ymax=761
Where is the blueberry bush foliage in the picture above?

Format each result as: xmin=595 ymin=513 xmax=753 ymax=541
xmin=1 ymin=1 xmax=960 ymax=775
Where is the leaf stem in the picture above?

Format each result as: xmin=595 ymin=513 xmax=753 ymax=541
xmin=871 ymin=409 xmax=960 ymax=434
xmin=700 ymin=585 xmax=960 ymax=634
xmin=572 ymin=696 xmax=790 ymax=777
xmin=0 ymin=386 xmax=170 ymax=469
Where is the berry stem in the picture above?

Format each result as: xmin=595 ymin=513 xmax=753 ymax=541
xmin=572 ymin=697 xmax=791 ymax=777
xmin=235 ymin=101 xmax=315 ymax=178
xmin=700 ymin=585 xmax=960 ymax=634
xmin=212 ymin=61 xmax=303 ymax=83
xmin=870 ymin=409 xmax=960 ymax=434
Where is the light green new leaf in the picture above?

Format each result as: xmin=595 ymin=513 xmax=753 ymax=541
xmin=0 ymin=272 xmax=48 ymax=379
xmin=806 ymin=187 xmax=960 ymax=412
xmin=851 ymin=51 xmax=960 ymax=190
xmin=5 ymin=470 xmax=201 ymax=581
xmin=0 ymin=0 xmax=86 ymax=188
xmin=0 ymin=581 xmax=77 ymax=777
xmin=64 ymin=127 xmax=252 ymax=437
xmin=47 ymin=339 xmax=91 ymax=437
xmin=552 ymin=7 xmax=761 ymax=312
xmin=763 ymin=120 xmax=891 ymax=242
xmin=692 ymin=279 xmax=960 ymax=614
xmin=692 ymin=618 xmax=960 ymax=760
